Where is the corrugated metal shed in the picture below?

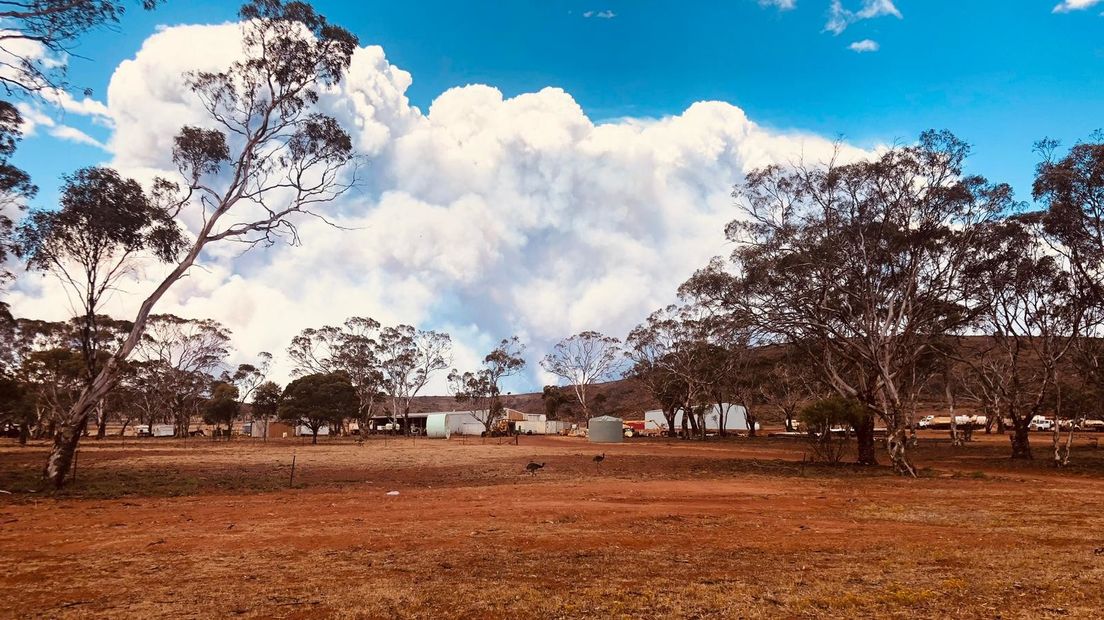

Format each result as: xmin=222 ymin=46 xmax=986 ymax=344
xmin=426 ymin=413 xmax=452 ymax=439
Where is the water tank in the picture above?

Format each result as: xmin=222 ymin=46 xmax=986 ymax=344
xmin=426 ymin=413 xmax=452 ymax=439
xmin=588 ymin=416 xmax=624 ymax=443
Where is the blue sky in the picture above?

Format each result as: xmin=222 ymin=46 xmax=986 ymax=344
xmin=13 ymin=0 xmax=1104 ymax=208
xmin=15 ymin=0 xmax=1104 ymax=205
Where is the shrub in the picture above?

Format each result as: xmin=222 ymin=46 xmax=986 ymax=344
xmin=799 ymin=397 xmax=866 ymax=464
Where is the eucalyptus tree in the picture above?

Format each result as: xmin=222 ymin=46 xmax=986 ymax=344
xmin=250 ymin=380 xmax=282 ymax=439
xmin=288 ymin=317 xmax=385 ymax=431
xmin=378 ymin=325 xmax=451 ymax=434
xmin=39 ymin=0 xmax=360 ymax=487
xmin=685 ymin=131 xmax=1013 ymax=475
xmin=963 ymin=217 xmax=1085 ymax=461
xmin=203 ymin=381 xmax=241 ymax=439
xmin=1035 ymin=134 xmax=1104 ymax=305
xmin=116 ymin=358 xmax=165 ymax=435
xmin=279 ymin=372 xmax=356 ymax=444
xmin=137 ymin=314 xmax=232 ymax=436
xmin=448 ymin=337 xmax=526 ymax=435
xmin=760 ymin=350 xmax=820 ymax=433
xmin=0 ymin=0 xmax=161 ymax=96
xmin=7 ymin=319 xmax=80 ymax=439
xmin=1 ymin=1 xmax=162 ymax=300
xmin=20 ymin=344 xmax=84 ymax=438
xmin=1035 ymin=135 xmax=1104 ymax=419
xmin=18 ymin=167 xmax=183 ymax=386
xmin=0 ymin=104 xmax=35 ymax=294
xmin=623 ymin=327 xmax=686 ymax=437
xmin=625 ymin=308 xmax=712 ymax=438
xmin=540 ymin=385 xmax=572 ymax=420
xmin=541 ymin=331 xmax=623 ymax=421
xmin=224 ymin=351 xmax=272 ymax=411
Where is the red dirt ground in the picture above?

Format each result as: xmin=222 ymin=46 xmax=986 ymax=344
xmin=2 ymin=432 xmax=1104 ymax=618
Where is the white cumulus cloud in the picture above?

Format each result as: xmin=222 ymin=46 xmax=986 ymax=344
xmin=757 ymin=0 xmax=797 ymax=9
xmin=848 ymin=39 xmax=880 ymax=52
xmin=1052 ymin=0 xmax=1103 ymax=11
xmin=7 ymin=22 xmax=875 ymax=391
xmin=826 ymin=0 xmax=902 ymax=34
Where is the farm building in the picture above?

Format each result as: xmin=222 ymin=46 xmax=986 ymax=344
xmin=295 ymin=424 xmax=330 ymax=437
xmin=425 ymin=411 xmax=489 ymax=438
xmin=363 ymin=408 xmax=553 ymax=436
xmin=241 ymin=418 xmax=295 ymax=439
xmin=642 ymin=403 xmax=759 ymax=435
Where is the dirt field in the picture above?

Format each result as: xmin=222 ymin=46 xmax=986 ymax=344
xmin=3 ymin=432 xmax=1104 ymax=618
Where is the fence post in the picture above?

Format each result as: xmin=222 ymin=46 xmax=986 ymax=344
xmin=289 ymin=453 xmax=297 ymax=487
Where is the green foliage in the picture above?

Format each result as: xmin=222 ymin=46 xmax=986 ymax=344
xmin=251 ymin=381 xmax=282 ymax=419
xmin=799 ymin=397 xmax=866 ymax=464
xmin=203 ymin=381 xmax=241 ymax=429
xmin=0 ymin=102 xmax=36 ymax=279
xmin=541 ymin=385 xmax=570 ymax=419
xmin=0 ymin=376 xmax=34 ymax=439
xmin=20 ymin=167 xmax=184 ymax=269
xmin=278 ymin=372 xmax=356 ymax=442
xmin=799 ymin=397 xmax=866 ymax=433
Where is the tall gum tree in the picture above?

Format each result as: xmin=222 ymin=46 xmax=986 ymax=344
xmin=448 ymin=336 xmax=526 ymax=436
xmin=541 ymin=331 xmax=623 ymax=422
xmin=39 ymin=0 xmax=360 ymax=487
xmin=962 ymin=218 xmax=1084 ymax=460
xmin=378 ymin=325 xmax=451 ymax=435
xmin=288 ymin=317 xmax=385 ymax=433
xmin=684 ymin=131 xmax=1013 ymax=475
xmin=18 ymin=167 xmax=183 ymax=396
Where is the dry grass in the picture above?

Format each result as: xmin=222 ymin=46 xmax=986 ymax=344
xmin=2 ymin=433 xmax=1104 ymax=618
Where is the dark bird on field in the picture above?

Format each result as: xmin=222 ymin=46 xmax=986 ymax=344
xmin=525 ymin=461 xmax=545 ymax=476
xmin=593 ymin=453 xmax=606 ymax=472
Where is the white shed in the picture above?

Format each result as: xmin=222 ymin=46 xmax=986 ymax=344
xmin=417 ymin=411 xmax=492 ymax=436
xmin=546 ymin=420 xmax=568 ymax=435
xmin=516 ymin=412 xmax=549 ymax=435
xmin=151 ymin=424 xmax=175 ymax=437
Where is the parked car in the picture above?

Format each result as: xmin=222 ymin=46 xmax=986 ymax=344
xmin=1028 ymin=416 xmax=1053 ymax=432
xmin=917 ymin=415 xmax=934 ymax=429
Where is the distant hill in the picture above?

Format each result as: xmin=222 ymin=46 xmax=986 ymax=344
xmin=408 ymin=377 xmax=658 ymax=423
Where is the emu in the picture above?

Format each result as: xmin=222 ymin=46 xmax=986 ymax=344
xmin=525 ymin=461 xmax=545 ymax=475
xmin=593 ymin=453 xmax=606 ymax=472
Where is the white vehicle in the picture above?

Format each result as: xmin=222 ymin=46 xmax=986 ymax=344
xmin=917 ymin=415 xmax=934 ymax=429
xmin=1058 ymin=418 xmax=1104 ymax=431
xmin=1028 ymin=416 xmax=1053 ymax=432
